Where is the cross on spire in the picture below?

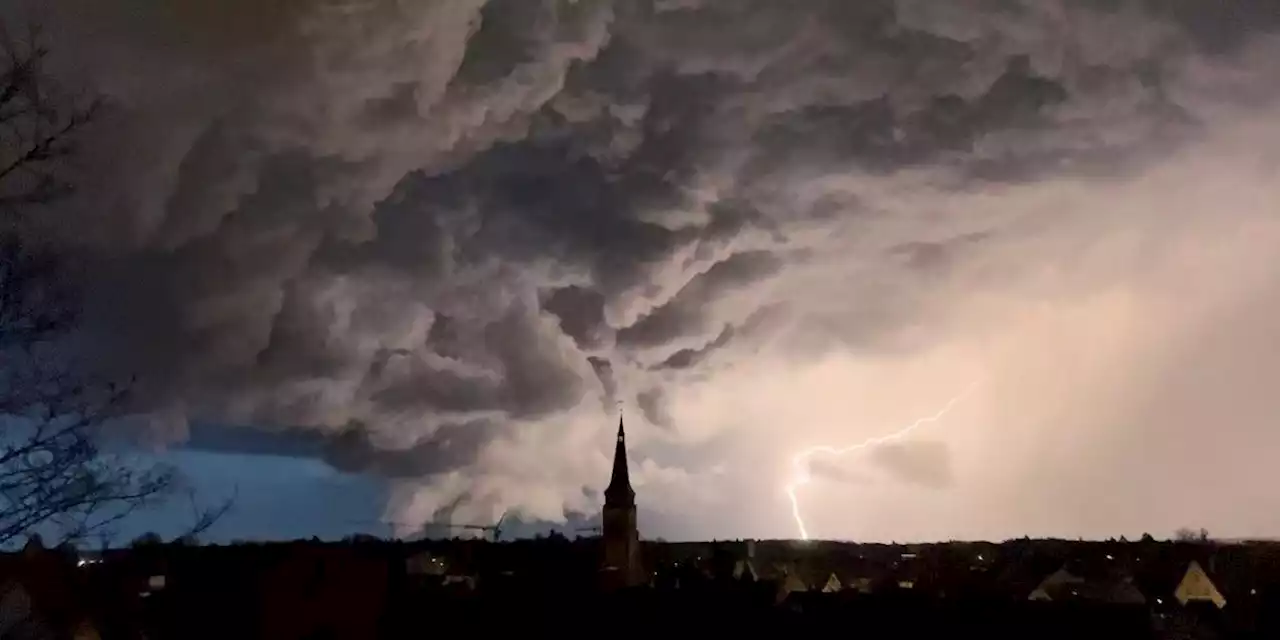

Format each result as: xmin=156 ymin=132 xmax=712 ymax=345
xmin=616 ymin=401 xmax=625 ymax=442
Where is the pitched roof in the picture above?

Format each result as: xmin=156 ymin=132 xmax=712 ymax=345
xmin=732 ymin=559 xmax=758 ymax=582
xmin=1174 ymin=561 xmax=1227 ymax=609
xmin=1103 ymin=579 xmax=1148 ymax=605
xmin=1040 ymin=567 xmax=1084 ymax=589
xmin=779 ymin=569 xmax=808 ymax=594
xmin=848 ymin=577 xmax=874 ymax=593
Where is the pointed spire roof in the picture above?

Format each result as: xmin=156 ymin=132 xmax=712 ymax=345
xmin=604 ymin=414 xmax=634 ymax=506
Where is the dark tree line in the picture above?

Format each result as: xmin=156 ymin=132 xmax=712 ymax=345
xmin=0 ymin=23 xmax=229 ymax=548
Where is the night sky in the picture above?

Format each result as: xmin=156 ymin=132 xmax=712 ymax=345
xmin=9 ymin=0 xmax=1280 ymax=543
xmin=120 ymin=448 xmax=387 ymax=544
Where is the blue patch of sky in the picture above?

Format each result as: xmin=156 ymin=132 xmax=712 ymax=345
xmin=111 ymin=448 xmax=391 ymax=545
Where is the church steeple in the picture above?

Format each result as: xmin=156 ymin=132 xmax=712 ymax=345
xmin=604 ymin=414 xmax=634 ymax=506
xmin=601 ymin=410 xmax=641 ymax=588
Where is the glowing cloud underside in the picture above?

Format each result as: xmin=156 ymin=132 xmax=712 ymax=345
xmin=784 ymin=383 xmax=980 ymax=540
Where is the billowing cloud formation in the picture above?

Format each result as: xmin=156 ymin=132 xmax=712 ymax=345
xmin=20 ymin=0 xmax=1280 ymax=540
xmin=871 ymin=441 xmax=953 ymax=489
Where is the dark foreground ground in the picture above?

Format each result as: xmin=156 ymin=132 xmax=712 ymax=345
xmin=436 ymin=591 xmax=1160 ymax=639
xmin=146 ymin=585 xmax=1228 ymax=639
xmin=8 ymin=536 xmax=1274 ymax=638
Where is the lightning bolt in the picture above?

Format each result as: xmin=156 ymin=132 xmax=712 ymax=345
xmin=784 ymin=382 xmax=979 ymax=541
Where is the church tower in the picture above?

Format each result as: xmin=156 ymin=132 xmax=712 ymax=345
xmin=602 ymin=414 xmax=642 ymax=588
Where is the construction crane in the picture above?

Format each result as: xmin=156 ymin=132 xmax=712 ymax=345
xmin=575 ymin=525 xmax=602 ymax=537
xmin=436 ymin=511 xmax=510 ymax=542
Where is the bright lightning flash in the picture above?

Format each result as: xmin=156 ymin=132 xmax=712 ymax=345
xmin=784 ymin=382 xmax=979 ymax=541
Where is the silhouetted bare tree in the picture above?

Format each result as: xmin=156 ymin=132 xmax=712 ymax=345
xmin=0 ymin=24 xmax=229 ymax=547
xmin=0 ymin=24 xmax=98 ymax=215
xmin=1175 ymin=527 xmax=1210 ymax=543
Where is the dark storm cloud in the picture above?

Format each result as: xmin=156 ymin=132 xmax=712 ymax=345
xmin=808 ymin=459 xmax=874 ymax=487
xmin=891 ymin=232 xmax=991 ymax=275
xmin=21 ymin=0 xmax=1280 ymax=530
xmin=635 ymin=388 xmax=672 ymax=429
xmin=587 ymin=356 xmax=618 ymax=413
xmin=323 ymin=421 xmax=500 ymax=478
xmin=1136 ymin=0 xmax=1280 ymax=53
xmin=655 ymin=325 xmax=735 ymax=371
xmin=616 ymin=250 xmax=784 ymax=350
xmin=652 ymin=301 xmax=789 ymax=371
xmin=182 ymin=423 xmax=327 ymax=460
xmin=182 ymin=418 xmax=491 ymax=478
xmin=542 ymin=286 xmax=609 ymax=350
xmin=870 ymin=441 xmax=954 ymax=489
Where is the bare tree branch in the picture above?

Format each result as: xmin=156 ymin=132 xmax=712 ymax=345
xmin=0 ymin=22 xmax=100 ymax=218
xmin=174 ymin=484 xmax=237 ymax=543
xmin=0 ymin=23 xmax=231 ymax=548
